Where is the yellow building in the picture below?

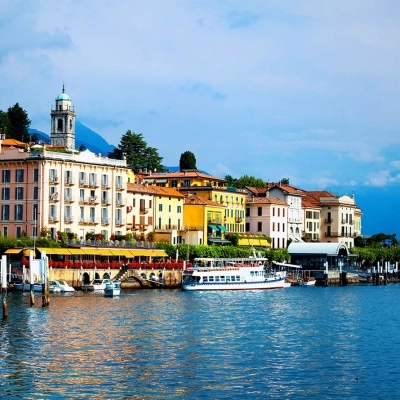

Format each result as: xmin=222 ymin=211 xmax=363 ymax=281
xmin=183 ymin=194 xmax=229 ymax=245
xmin=139 ymin=170 xmax=246 ymax=235
xmin=146 ymin=186 xmax=185 ymax=244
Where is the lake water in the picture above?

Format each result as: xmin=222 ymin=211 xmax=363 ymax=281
xmin=0 ymin=285 xmax=399 ymax=399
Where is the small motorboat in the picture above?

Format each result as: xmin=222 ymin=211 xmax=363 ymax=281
xmin=13 ymin=282 xmax=43 ymax=292
xmin=82 ymin=278 xmax=111 ymax=292
xmin=104 ymin=281 xmax=121 ymax=297
xmin=49 ymin=280 xmax=75 ymax=293
xmin=298 ymin=277 xmax=316 ymax=286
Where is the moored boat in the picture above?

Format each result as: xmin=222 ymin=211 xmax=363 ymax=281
xmin=50 ymin=279 xmax=75 ymax=293
xmin=13 ymin=282 xmax=43 ymax=292
xmin=82 ymin=278 xmax=111 ymax=292
xmin=104 ymin=281 xmax=121 ymax=297
xmin=298 ymin=277 xmax=316 ymax=286
xmin=182 ymin=257 xmax=288 ymax=291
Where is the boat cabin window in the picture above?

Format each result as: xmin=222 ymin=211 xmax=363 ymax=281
xmin=236 ymin=275 xmax=241 ymax=281
xmin=215 ymin=276 xmax=220 ymax=282
xmin=226 ymin=276 xmax=231 ymax=282
xmin=209 ymin=276 xmax=214 ymax=282
xmin=220 ymin=276 xmax=225 ymax=282
xmin=250 ymin=271 xmax=254 ymax=276
xmin=203 ymin=277 xmax=208 ymax=282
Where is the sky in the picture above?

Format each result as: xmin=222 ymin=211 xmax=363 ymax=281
xmin=1 ymin=0 xmax=400 ymax=235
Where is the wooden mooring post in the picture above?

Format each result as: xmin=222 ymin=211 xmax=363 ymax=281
xmin=29 ymin=251 xmax=35 ymax=305
xmin=1 ymin=255 xmax=7 ymax=319
xmin=41 ymin=251 xmax=50 ymax=307
xmin=323 ymin=262 xmax=329 ymax=287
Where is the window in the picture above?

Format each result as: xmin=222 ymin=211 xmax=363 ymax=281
xmin=177 ymin=205 xmax=182 ymax=213
xmin=2 ymin=187 xmax=10 ymax=200
xmin=33 ymin=186 xmax=38 ymax=200
xmin=15 ymin=204 xmax=23 ymax=220
xmin=278 ymin=208 xmax=280 ymax=217
xmin=149 ymin=199 xmax=152 ymax=208
xmin=16 ymin=169 xmax=24 ymax=183
xmin=257 ymin=222 xmax=262 ymax=232
xmin=2 ymin=205 xmax=10 ymax=220
xmin=169 ymin=205 xmax=171 ymax=212
xmin=2 ymin=170 xmax=10 ymax=183
xmin=272 ymin=222 xmax=275 ymax=231
xmin=33 ymin=168 xmax=39 ymax=182
xmin=159 ymin=204 xmax=163 ymax=212
xmin=272 ymin=207 xmax=275 ymax=216
xmin=257 ymin=207 xmax=262 ymax=216
xmin=33 ymin=204 xmax=38 ymax=220
xmin=90 ymin=207 xmax=95 ymax=223
xmin=246 ymin=222 xmax=250 ymax=232
xmin=15 ymin=187 xmax=23 ymax=200
xmin=246 ymin=208 xmax=250 ymax=217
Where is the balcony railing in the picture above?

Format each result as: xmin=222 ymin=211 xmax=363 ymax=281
xmin=288 ymin=218 xmax=303 ymax=224
xmin=49 ymin=176 xmax=59 ymax=184
xmin=325 ymin=219 xmax=333 ymax=224
xmin=49 ymin=193 xmax=59 ymax=202
xmin=115 ymin=219 xmax=125 ymax=226
xmin=139 ymin=208 xmax=149 ymax=214
xmin=88 ymin=180 xmax=99 ymax=188
xmin=64 ymin=196 xmax=75 ymax=203
xmin=235 ymin=217 xmax=243 ymax=223
xmin=102 ymin=198 xmax=111 ymax=205
xmin=325 ymin=232 xmax=356 ymax=238
xmin=49 ymin=215 xmax=59 ymax=223
xmin=64 ymin=178 xmax=75 ymax=186
xmin=101 ymin=181 xmax=111 ymax=189
xmin=64 ymin=216 xmax=74 ymax=223
xmin=116 ymin=198 xmax=126 ymax=207
xmin=101 ymin=218 xmax=110 ymax=225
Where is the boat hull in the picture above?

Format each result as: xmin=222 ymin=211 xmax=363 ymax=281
xmin=298 ymin=280 xmax=316 ymax=286
xmin=104 ymin=288 xmax=121 ymax=297
xmin=13 ymin=283 xmax=43 ymax=292
xmin=182 ymin=278 xmax=287 ymax=291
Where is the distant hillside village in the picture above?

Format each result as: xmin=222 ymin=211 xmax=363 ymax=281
xmin=0 ymin=87 xmax=362 ymax=249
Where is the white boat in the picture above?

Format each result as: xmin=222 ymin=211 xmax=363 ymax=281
xmin=82 ymin=278 xmax=111 ymax=292
xmin=13 ymin=282 xmax=43 ymax=292
xmin=104 ymin=281 xmax=121 ymax=297
xmin=182 ymin=257 xmax=288 ymax=291
xmin=298 ymin=277 xmax=316 ymax=286
xmin=50 ymin=280 xmax=75 ymax=293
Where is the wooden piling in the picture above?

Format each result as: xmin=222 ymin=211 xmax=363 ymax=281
xmin=1 ymin=255 xmax=7 ymax=319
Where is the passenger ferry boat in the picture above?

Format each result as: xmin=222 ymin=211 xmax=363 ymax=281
xmin=182 ymin=256 xmax=288 ymax=291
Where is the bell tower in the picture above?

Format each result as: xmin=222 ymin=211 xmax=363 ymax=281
xmin=50 ymin=85 xmax=76 ymax=150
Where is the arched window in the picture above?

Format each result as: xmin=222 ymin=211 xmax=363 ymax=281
xmin=57 ymin=118 xmax=63 ymax=131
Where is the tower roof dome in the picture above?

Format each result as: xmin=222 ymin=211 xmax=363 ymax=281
xmin=56 ymin=84 xmax=71 ymax=101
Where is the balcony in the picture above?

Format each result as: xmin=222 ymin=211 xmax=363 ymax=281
xmin=154 ymin=224 xmax=179 ymax=233
xmin=115 ymin=219 xmax=125 ymax=227
xmin=101 ymin=218 xmax=110 ymax=225
xmin=102 ymin=198 xmax=111 ymax=205
xmin=49 ymin=176 xmax=59 ymax=184
xmin=79 ymin=179 xmax=88 ymax=187
xmin=101 ymin=181 xmax=111 ymax=189
xmin=64 ymin=216 xmax=74 ymax=223
xmin=116 ymin=198 xmax=126 ymax=207
xmin=115 ymin=183 xmax=125 ymax=191
xmin=325 ymin=232 xmax=355 ymax=238
xmin=235 ymin=217 xmax=243 ymax=223
xmin=78 ymin=217 xmax=100 ymax=225
xmin=49 ymin=193 xmax=59 ymax=202
xmin=88 ymin=180 xmax=99 ymax=188
xmin=208 ymin=219 xmax=221 ymax=224
xmin=139 ymin=208 xmax=149 ymax=214
xmin=134 ymin=224 xmax=148 ymax=231
xmin=325 ymin=219 xmax=333 ymax=224
xmin=288 ymin=217 xmax=303 ymax=224
xmin=80 ymin=196 xmax=99 ymax=205
xmin=64 ymin=178 xmax=75 ymax=186
xmin=49 ymin=215 xmax=59 ymax=223
xmin=64 ymin=196 xmax=75 ymax=203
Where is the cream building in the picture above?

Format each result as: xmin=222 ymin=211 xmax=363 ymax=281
xmin=0 ymin=87 xmax=129 ymax=241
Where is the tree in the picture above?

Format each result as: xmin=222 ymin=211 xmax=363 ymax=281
xmin=108 ymin=130 xmax=164 ymax=172
xmin=224 ymin=175 xmax=237 ymax=187
xmin=78 ymin=144 xmax=87 ymax=152
xmin=0 ymin=110 xmax=11 ymax=136
xmin=235 ymin=175 xmax=266 ymax=189
xmin=7 ymin=103 xmax=31 ymax=142
xmin=280 ymin=178 xmax=290 ymax=184
xmin=179 ymin=151 xmax=197 ymax=170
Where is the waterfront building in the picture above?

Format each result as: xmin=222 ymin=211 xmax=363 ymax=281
xmin=126 ymin=183 xmax=155 ymax=240
xmin=146 ymin=186 xmax=185 ymax=244
xmin=0 ymin=87 xmax=129 ymax=240
xmin=266 ymin=183 xmax=305 ymax=243
xmin=301 ymin=194 xmax=322 ymax=242
xmin=306 ymin=191 xmax=358 ymax=248
xmin=139 ymin=170 xmax=247 ymax=236
xmin=183 ymin=194 xmax=229 ymax=245
xmin=244 ymin=192 xmax=288 ymax=249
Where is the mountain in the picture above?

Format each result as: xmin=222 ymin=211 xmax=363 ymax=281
xmin=29 ymin=121 xmax=116 ymax=156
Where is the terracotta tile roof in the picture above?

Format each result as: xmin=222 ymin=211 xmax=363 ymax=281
xmin=141 ymin=170 xmax=226 ymax=182
xmin=305 ymin=190 xmax=337 ymax=203
xmin=267 ymin=182 xmax=306 ymax=196
xmin=246 ymin=196 xmax=288 ymax=206
xmin=145 ymin=186 xmax=185 ymax=198
xmin=245 ymin=186 xmax=267 ymax=196
xmin=126 ymin=183 xmax=155 ymax=194
xmin=2 ymin=138 xmax=26 ymax=147
xmin=185 ymin=194 xmax=225 ymax=207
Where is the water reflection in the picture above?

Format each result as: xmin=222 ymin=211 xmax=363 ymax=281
xmin=0 ymin=286 xmax=400 ymax=398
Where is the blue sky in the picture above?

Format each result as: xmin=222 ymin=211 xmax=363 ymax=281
xmin=1 ymin=1 xmax=400 ymax=235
